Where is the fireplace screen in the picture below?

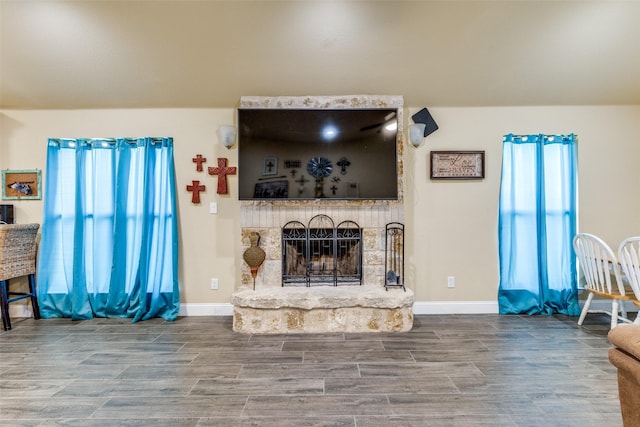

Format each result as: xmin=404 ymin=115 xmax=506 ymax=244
xmin=282 ymin=214 xmax=362 ymax=286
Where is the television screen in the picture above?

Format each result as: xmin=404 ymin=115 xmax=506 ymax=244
xmin=238 ymin=108 xmax=399 ymax=200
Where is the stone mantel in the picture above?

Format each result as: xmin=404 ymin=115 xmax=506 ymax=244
xmin=240 ymin=94 xmax=405 ymax=111
xmin=233 ymin=286 xmax=413 ymax=310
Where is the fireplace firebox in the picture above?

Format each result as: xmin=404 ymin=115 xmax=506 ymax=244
xmin=282 ymin=214 xmax=362 ymax=287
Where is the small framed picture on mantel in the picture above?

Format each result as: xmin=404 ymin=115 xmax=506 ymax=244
xmin=430 ymin=151 xmax=485 ymax=180
xmin=262 ymin=157 xmax=278 ymax=176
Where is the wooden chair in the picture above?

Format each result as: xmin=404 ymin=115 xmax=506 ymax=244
xmin=573 ymin=233 xmax=634 ymax=329
xmin=0 ymin=223 xmax=41 ymax=330
xmin=618 ymin=236 xmax=640 ymax=325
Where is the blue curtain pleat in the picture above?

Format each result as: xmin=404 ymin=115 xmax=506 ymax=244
xmin=498 ymin=134 xmax=580 ymax=315
xmin=37 ymin=137 xmax=179 ymax=322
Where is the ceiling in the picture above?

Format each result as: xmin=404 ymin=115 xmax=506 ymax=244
xmin=2 ymin=0 xmax=639 ymax=110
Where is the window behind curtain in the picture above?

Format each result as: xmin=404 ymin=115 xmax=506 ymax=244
xmin=498 ymin=134 xmax=580 ymax=315
xmin=37 ymin=137 xmax=179 ymax=322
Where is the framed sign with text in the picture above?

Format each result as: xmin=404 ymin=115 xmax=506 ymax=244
xmin=430 ymin=151 xmax=485 ymax=180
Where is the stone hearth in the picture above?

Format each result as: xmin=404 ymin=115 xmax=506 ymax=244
xmin=232 ymin=95 xmax=413 ymax=334
xmin=232 ymin=287 xmax=414 ymax=334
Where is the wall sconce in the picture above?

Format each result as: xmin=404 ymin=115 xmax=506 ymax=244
xmin=408 ymin=123 xmax=426 ymax=148
xmin=218 ymin=125 xmax=236 ymax=149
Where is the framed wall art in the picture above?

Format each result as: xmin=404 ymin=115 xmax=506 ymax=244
xmin=430 ymin=151 xmax=485 ymax=180
xmin=2 ymin=169 xmax=42 ymax=200
xmin=262 ymin=157 xmax=278 ymax=176
xmin=284 ymin=160 xmax=301 ymax=169
xmin=254 ymin=180 xmax=288 ymax=198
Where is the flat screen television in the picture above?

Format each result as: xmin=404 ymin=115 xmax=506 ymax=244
xmin=238 ymin=108 xmax=399 ymax=200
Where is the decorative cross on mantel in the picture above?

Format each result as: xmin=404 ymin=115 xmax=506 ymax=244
xmin=208 ymin=158 xmax=237 ymax=194
xmin=337 ymin=157 xmax=351 ymax=175
xmin=264 ymin=159 xmax=276 ymax=174
xmin=295 ymin=175 xmax=309 ymax=195
xmin=192 ymin=154 xmax=207 ymax=172
xmin=295 ymin=175 xmax=309 ymax=186
xmin=186 ymin=180 xmax=206 ymax=203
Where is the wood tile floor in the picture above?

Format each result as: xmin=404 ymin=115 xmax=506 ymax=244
xmin=0 ymin=313 xmax=624 ymax=426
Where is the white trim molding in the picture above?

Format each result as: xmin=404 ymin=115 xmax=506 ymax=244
xmin=177 ymin=300 xmax=637 ymax=317
xmin=6 ymin=300 xmax=636 ymax=320
xmin=176 ymin=301 xmax=501 ymax=317
xmin=412 ymin=301 xmax=499 ymax=315
xmin=178 ymin=303 xmax=234 ymax=317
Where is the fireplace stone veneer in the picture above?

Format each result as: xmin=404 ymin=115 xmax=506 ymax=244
xmin=232 ymin=286 xmax=414 ymax=334
xmin=232 ymin=95 xmax=413 ymax=334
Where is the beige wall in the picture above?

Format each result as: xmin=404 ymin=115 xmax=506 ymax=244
xmin=405 ymin=105 xmax=640 ymax=304
xmin=1 ymin=105 xmax=639 ymax=309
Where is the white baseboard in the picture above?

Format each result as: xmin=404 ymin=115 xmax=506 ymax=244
xmin=175 ymin=301 xmax=501 ymax=316
xmin=178 ymin=303 xmax=234 ymax=316
xmin=177 ymin=300 xmax=637 ymax=316
xmin=412 ymin=301 xmax=499 ymax=314
xmin=8 ymin=305 xmax=32 ymax=318
xmin=6 ymin=300 xmax=636 ymax=319
xmin=6 ymin=303 xmax=237 ymax=319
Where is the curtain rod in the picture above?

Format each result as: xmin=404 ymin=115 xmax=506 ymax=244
xmin=504 ymin=134 xmax=577 ymax=138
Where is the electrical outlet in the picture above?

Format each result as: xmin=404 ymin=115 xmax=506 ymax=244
xmin=447 ymin=276 xmax=455 ymax=288
xmin=210 ymin=278 xmax=219 ymax=290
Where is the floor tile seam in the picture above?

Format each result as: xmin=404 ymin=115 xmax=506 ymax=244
xmin=445 ymin=375 xmax=464 ymax=394
xmin=0 ymin=395 xmax=111 ymax=409
xmin=291 ymin=347 xmax=387 ymax=361
xmin=182 ymin=378 xmax=201 ymax=397
xmin=364 ymin=361 xmax=484 ymax=370
xmin=409 ymin=349 xmax=487 ymax=360
xmin=0 ymin=378 xmax=74 ymax=395
xmin=191 ymin=376 xmax=326 ymax=384
xmin=284 ymin=339 xmax=384 ymax=349
xmin=85 ymin=349 xmax=201 ymax=357
xmin=173 ymin=342 xmax=189 ymax=353
xmin=200 ymin=360 xmax=305 ymax=366
xmin=321 ymin=390 xmax=467 ymax=397
xmin=80 ymin=357 xmax=201 ymax=366
xmin=298 ymin=349 xmax=413 ymax=355
xmin=281 ymin=333 xmax=348 ymax=342
xmin=239 ymin=395 xmax=250 ymax=418
xmin=0 ymin=333 xmax=71 ymax=339
xmin=3 ymin=358 xmax=128 ymax=371
xmin=53 ymin=390 xmax=199 ymax=399
xmin=3 ymin=379 xmax=170 ymax=399
xmin=301 ymin=359 xmax=416 ymax=365
xmin=352 ymin=413 xmax=520 ymax=425
xmin=236 ymin=364 xmax=247 ymax=379
xmin=242 ymin=392 xmax=395 ymax=402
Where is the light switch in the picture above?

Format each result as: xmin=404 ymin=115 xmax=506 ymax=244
xmin=209 ymin=202 xmax=217 ymax=214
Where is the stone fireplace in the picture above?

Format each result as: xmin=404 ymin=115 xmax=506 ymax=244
xmin=231 ymin=95 xmax=415 ymax=334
